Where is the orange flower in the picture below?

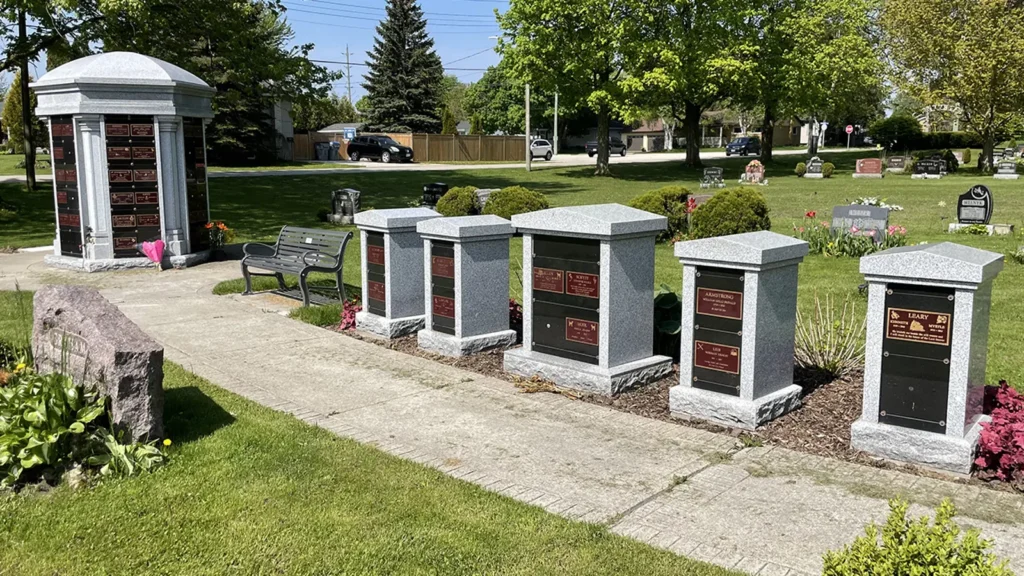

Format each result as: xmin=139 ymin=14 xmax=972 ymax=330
xmin=216 ymin=222 xmax=227 ymax=231
xmin=204 ymin=222 xmax=213 ymax=230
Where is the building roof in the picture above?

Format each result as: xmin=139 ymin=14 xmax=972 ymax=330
xmin=33 ymin=52 xmax=212 ymax=92
xmin=319 ymin=122 xmax=362 ymax=133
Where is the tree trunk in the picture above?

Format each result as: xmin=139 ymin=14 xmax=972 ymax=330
xmin=18 ymin=10 xmax=36 ymax=191
xmin=663 ymin=119 xmax=674 ymax=151
xmin=807 ymin=118 xmax=819 ymax=156
xmin=981 ymin=136 xmax=996 ymax=173
xmin=760 ymin=104 xmax=776 ymax=163
xmin=595 ymin=104 xmax=610 ymax=176
xmin=684 ymin=100 xmax=702 ymax=169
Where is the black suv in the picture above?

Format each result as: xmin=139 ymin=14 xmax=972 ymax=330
xmin=725 ymin=136 xmax=760 ymax=156
xmin=586 ymin=138 xmax=628 ymax=158
xmin=347 ymin=136 xmax=414 ymax=163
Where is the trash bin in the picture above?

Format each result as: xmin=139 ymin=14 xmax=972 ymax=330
xmin=314 ymin=142 xmax=330 ymax=161
xmin=328 ymin=141 xmax=341 ymax=161
xmin=422 ymin=182 xmax=448 ymax=208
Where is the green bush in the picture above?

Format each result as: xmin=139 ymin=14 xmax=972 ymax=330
xmin=822 ymin=162 xmax=835 ymax=178
xmin=482 ymin=186 xmax=549 ymax=220
xmin=963 ymin=148 xmax=972 ymax=165
xmin=627 ymin=185 xmax=689 ymax=240
xmin=436 ymin=186 xmax=481 ymax=217
xmin=868 ymin=114 xmax=923 ymax=151
xmin=795 ymin=162 xmax=807 ymax=176
xmin=823 ymin=499 xmax=1011 ymax=576
xmin=689 ymin=187 xmax=770 ymax=239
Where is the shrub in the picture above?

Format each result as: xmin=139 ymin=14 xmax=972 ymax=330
xmin=1009 ymin=246 xmax=1024 ymax=265
xmin=795 ymin=292 xmax=865 ymax=379
xmin=975 ymin=381 xmax=1024 ymax=485
xmin=689 ymin=187 xmax=770 ymax=239
xmin=627 ymin=185 xmax=689 ymax=240
xmin=822 ymin=498 xmax=1011 ymax=576
xmin=482 ymin=185 xmax=549 ymax=220
xmin=436 ymin=186 xmax=480 ymax=217
xmin=795 ymin=162 xmax=807 ymax=176
xmin=955 ymin=224 xmax=990 ymax=236
xmin=822 ymin=162 xmax=835 ymax=178
xmin=653 ymin=285 xmax=682 ymax=361
xmin=868 ymin=114 xmax=923 ymax=151
xmin=963 ymin=148 xmax=972 ymax=165
xmin=942 ymin=149 xmax=959 ymax=173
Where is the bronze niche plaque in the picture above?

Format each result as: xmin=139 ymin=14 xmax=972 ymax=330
xmin=533 ymin=267 xmax=564 ymax=293
xmin=132 ymin=146 xmax=156 ymax=160
xmin=113 ymin=237 xmax=137 ymax=250
xmin=135 ymin=192 xmax=159 ymax=204
xmin=130 ymin=124 xmax=154 ymax=137
xmin=109 ymin=169 xmax=133 ymax=183
xmin=106 ymin=123 xmax=130 ymax=137
xmin=133 ymin=169 xmax=158 ymax=182
xmin=112 ymin=215 xmax=136 ymax=228
xmin=53 ymin=148 xmax=64 ymax=160
xmin=696 ymin=287 xmax=743 ymax=320
xmin=431 ymin=255 xmax=455 ymax=279
xmin=367 ymin=245 xmax=385 ymax=266
xmin=368 ymin=280 xmax=386 ymax=302
xmin=885 ymin=307 xmax=951 ymax=346
xmin=432 ymin=295 xmax=455 ymax=319
xmin=566 ymin=272 xmax=599 ymax=298
xmin=137 ymin=214 xmax=160 ymax=227
xmin=52 ymin=123 xmax=74 ymax=137
xmin=110 ymin=192 xmax=135 ymax=205
xmin=57 ymin=192 xmax=68 ymax=204
xmin=58 ymin=213 xmax=81 ymax=227
xmin=107 ymin=146 xmax=131 ymax=160
xmin=694 ymin=340 xmax=740 ymax=374
xmin=565 ymin=318 xmax=599 ymax=346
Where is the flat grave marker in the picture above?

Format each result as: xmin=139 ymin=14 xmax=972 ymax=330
xmin=831 ymin=205 xmax=890 ymax=241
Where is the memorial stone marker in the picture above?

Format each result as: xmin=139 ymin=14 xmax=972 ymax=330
xmin=912 ymin=158 xmax=944 ymax=179
xmin=416 ymin=215 xmax=517 ymax=356
xmin=805 ymin=156 xmax=825 ymax=179
xmin=32 ymin=285 xmax=164 ymax=441
xmin=995 ymin=159 xmax=1019 ymax=180
xmin=1002 ymin=148 xmax=1015 ymax=160
xmin=852 ymin=243 xmax=1003 ymax=474
xmin=957 ymin=185 xmax=994 ymax=225
xmin=853 ymin=158 xmax=884 ymax=179
xmin=422 ymin=182 xmax=449 ymax=209
xmin=831 ymin=205 xmax=890 ymax=240
xmin=886 ymin=156 xmax=908 ymax=173
xmin=743 ymin=161 xmax=766 ymax=185
xmin=700 ymin=167 xmax=725 ymax=189
xmin=504 ymin=204 xmax=673 ymax=395
xmin=669 ymin=231 xmax=809 ymax=429
xmin=474 ymin=188 xmax=499 ymax=208
xmin=355 ymin=207 xmax=441 ymax=338
xmin=328 ymin=188 xmax=361 ymax=224
xmin=953 ymin=151 xmax=964 ymax=164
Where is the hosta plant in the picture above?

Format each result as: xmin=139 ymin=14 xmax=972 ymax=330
xmin=795 ymin=292 xmax=865 ymax=379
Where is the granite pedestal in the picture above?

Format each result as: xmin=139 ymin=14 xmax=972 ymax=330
xmin=669 ymin=231 xmax=809 ymax=430
xmin=354 ymin=208 xmax=441 ymax=338
xmin=851 ymin=243 xmax=1003 ymax=474
xmin=416 ymin=215 xmax=517 ymax=356
xmin=504 ymin=204 xmax=673 ymax=395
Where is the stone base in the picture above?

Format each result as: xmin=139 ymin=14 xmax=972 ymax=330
xmin=356 ymin=311 xmax=424 ymax=339
xmin=503 ymin=348 xmax=672 ymax=396
xmin=947 ymin=223 xmax=1015 ymax=236
xmin=851 ymin=418 xmax=987 ymax=475
xmin=910 ymin=174 xmax=943 ymax=180
xmin=668 ymin=384 xmax=802 ymax=430
xmin=44 ymin=251 xmax=210 ymax=273
xmin=852 ymin=173 xmax=883 ymax=179
xmin=886 ymin=168 xmax=905 ymax=174
xmin=804 ymin=173 xmax=824 ymax=179
xmin=994 ymin=174 xmax=1020 ymax=180
xmin=418 ymin=328 xmax=517 ymax=357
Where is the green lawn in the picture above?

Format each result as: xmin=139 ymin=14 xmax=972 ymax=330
xmin=208 ymin=161 xmax=356 ymax=172
xmin=0 ymin=294 xmax=736 ymax=576
xmin=0 ymin=154 xmax=51 ymax=176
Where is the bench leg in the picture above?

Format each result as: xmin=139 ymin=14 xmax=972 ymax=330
xmin=298 ymin=272 xmax=311 ymax=307
xmin=241 ymin=262 xmax=254 ymax=295
xmin=275 ymin=273 xmax=287 ymax=291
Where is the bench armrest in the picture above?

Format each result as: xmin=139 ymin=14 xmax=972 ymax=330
xmin=301 ymin=250 xmax=339 ymax=268
xmin=242 ymin=242 xmax=277 ymax=258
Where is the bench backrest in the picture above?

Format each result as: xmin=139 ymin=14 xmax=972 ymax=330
xmin=276 ymin=226 xmax=352 ymax=267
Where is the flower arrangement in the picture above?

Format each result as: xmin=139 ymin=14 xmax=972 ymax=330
xmin=793 ymin=213 xmax=908 ymax=257
xmin=205 ymin=221 xmax=236 ymax=248
xmin=852 ymin=197 xmax=903 ymax=211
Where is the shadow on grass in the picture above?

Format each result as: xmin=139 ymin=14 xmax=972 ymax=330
xmin=164 ymin=385 xmax=236 ymax=444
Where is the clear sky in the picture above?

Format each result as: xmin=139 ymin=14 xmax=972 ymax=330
xmin=282 ymin=0 xmax=508 ymax=102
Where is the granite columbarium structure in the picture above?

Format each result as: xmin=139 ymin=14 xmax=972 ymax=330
xmin=32 ymin=52 xmax=216 ymax=271
xmin=504 ymin=204 xmax=673 ymax=395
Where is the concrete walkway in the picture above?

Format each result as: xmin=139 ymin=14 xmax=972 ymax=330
xmin=2 ymin=251 xmax=1022 ymax=576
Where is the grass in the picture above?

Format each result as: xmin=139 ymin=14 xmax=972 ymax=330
xmin=208 ymin=161 xmax=356 ymax=172
xmin=0 ymin=154 xmax=51 ymax=176
xmin=0 ymin=294 xmax=737 ymax=576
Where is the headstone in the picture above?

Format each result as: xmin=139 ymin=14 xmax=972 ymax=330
xmin=1017 ymin=145 xmax=1024 ymax=158
xmin=956 ymin=185 xmax=994 ymax=225
xmin=953 ymin=151 xmax=964 ymax=164
xmin=886 ymin=156 xmax=908 ymax=173
xmin=422 ymin=182 xmax=449 ymax=209
xmin=912 ymin=158 xmax=944 ymax=179
xmin=743 ymin=160 xmax=766 ymax=185
xmin=700 ymin=167 xmax=725 ymax=189
xmin=1002 ymin=148 xmax=1015 ymax=160
xmin=853 ymin=158 xmax=884 ymax=179
xmin=504 ymin=204 xmax=673 ymax=395
xmin=474 ymin=188 xmax=499 ymax=208
xmin=354 ymin=208 xmax=442 ymax=338
xmin=994 ymin=159 xmax=1019 ymax=180
xmin=416 ymin=215 xmax=517 ymax=356
xmin=32 ymin=285 xmax=164 ymax=441
xmin=328 ymin=188 xmax=361 ymax=225
xmin=852 ymin=243 xmax=1003 ymax=474
xmin=831 ymin=205 xmax=890 ymax=241
xmin=804 ymin=156 xmax=825 ymax=179
xmin=669 ymin=232 xmax=809 ymax=429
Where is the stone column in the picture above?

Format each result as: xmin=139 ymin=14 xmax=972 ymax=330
xmin=156 ymin=115 xmax=186 ymax=256
xmin=75 ymin=114 xmax=111 ymax=260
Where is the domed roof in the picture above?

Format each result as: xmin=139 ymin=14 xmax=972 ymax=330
xmin=33 ymin=52 xmax=212 ymax=91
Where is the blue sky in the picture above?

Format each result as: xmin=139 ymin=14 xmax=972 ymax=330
xmin=282 ymin=0 xmax=507 ymax=101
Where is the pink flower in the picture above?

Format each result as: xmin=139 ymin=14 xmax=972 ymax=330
xmin=820 ymin=221 xmax=830 ymax=228
xmin=867 ymin=229 xmax=877 ymax=237
xmin=850 ymin=226 xmax=860 ymax=234
xmin=798 ymin=227 xmax=805 ymax=232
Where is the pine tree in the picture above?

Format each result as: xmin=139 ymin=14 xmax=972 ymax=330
xmin=361 ymin=0 xmax=444 ymax=133
xmin=469 ymin=114 xmax=484 ymax=135
xmin=441 ymin=107 xmax=457 ymax=134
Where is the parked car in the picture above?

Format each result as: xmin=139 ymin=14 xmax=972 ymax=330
xmin=725 ymin=136 xmax=760 ymax=156
xmin=586 ymin=138 xmax=628 ymax=158
xmin=347 ymin=136 xmax=414 ymax=163
xmin=530 ymin=139 xmax=553 ymax=161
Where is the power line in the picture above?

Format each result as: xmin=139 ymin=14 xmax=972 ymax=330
xmin=311 ymin=58 xmax=488 ymax=71
xmin=285 ymin=6 xmax=498 ymax=27
xmin=442 ymin=47 xmax=494 ymax=66
xmin=288 ymin=17 xmax=496 ymax=34
xmin=293 ymin=0 xmax=499 ymax=18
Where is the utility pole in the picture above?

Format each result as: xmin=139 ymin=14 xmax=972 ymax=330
xmin=553 ymin=91 xmax=559 ymax=158
xmin=525 ymin=83 xmax=531 ymax=172
xmin=344 ymin=45 xmax=353 ymax=103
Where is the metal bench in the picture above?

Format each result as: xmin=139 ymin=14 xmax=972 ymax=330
xmin=241 ymin=226 xmax=352 ymax=307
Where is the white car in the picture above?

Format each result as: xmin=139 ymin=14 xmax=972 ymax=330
xmin=530 ymin=139 xmax=553 ymax=161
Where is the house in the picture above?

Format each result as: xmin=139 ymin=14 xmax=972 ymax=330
xmin=319 ymin=122 xmax=362 ymax=139
xmin=456 ymin=120 xmax=470 ymax=135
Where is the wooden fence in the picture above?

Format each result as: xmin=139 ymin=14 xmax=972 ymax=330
xmin=292 ymin=132 xmax=526 ymax=163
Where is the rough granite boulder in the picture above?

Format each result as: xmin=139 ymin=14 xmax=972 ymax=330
xmin=32 ymin=285 xmax=164 ymax=441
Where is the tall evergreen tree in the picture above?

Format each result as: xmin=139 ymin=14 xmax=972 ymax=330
xmin=362 ymin=0 xmax=443 ymax=133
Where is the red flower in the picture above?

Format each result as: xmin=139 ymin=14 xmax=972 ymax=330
xmin=805 ymin=211 xmax=816 ymax=218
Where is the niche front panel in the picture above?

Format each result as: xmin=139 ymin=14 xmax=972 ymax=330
xmin=183 ymin=117 xmax=210 ymax=251
xmin=105 ymin=115 xmax=159 ymax=258
xmin=50 ymin=116 xmax=82 ymax=257
xmin=531 ymin=235 xmax=600 ymax=365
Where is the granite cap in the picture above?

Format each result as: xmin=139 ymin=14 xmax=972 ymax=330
xmin=511 ymin=204 xmax=667 ymax=238
xmin=33 ymin=52 xmax=213 ymax=92
xmin=355 ymin=207 xmax=441 ymax=232
xmin=674 ymin=231 xmax=809 ymax=267
xmin=860 ymin=242 xmax=1003 ymax=285
xmin=417 ymin=215 xmax=513 ymax=240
